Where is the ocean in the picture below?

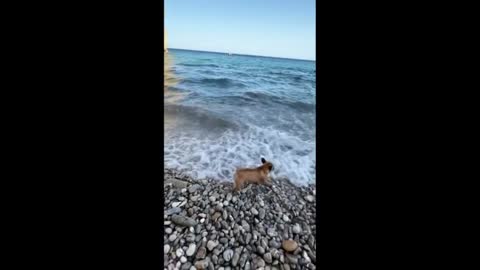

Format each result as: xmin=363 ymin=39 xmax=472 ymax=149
xmin=164 ymin=49 xmax=316 ymax=186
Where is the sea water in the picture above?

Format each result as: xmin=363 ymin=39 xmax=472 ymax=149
xmin=164 ymin=49 xmax=315 ymax=185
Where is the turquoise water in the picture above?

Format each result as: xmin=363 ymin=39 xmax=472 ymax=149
xmin=164 ymin=49 xmax=316 ymax=185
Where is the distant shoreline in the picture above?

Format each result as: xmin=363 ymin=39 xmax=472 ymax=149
xmin=167 ymin=48 xmax=316 ymax=63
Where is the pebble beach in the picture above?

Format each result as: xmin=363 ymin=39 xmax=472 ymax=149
xmin=164 ymin=168 xmax=316 ymax=270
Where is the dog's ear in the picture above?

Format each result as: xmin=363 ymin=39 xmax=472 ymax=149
xmin=261 ymin=157 xmax=266 ymax=164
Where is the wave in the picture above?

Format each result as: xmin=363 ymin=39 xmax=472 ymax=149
xmin=164 ymin=85 xmax=187 ymax=92
xmin=177 ymin=63 xmax=219 ymax=68
xmin=164 ymin=104 xmax=240 ymax=132
xmin=243 ymin=91 xmax=315 ymax=113
xmin=183 ymin=77 xmax=247 ymax=88
xmin=266 ymin=71 xmax=314 ymax=83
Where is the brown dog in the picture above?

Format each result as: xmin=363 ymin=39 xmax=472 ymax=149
xmin=233 ymin=158 xmax=274 ymax=192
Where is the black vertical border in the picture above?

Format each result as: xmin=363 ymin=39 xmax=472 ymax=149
xmin=160 ymin=1 xmax=166 ymax=269
xmin=315 ymin=0 xmax=321 ymax=266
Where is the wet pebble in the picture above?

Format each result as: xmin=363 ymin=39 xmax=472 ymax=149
xmin=188 ymin=184 xmax=201 ymax=193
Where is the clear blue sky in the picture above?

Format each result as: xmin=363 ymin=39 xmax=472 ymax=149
xmin=165 ymin=0 xmax=316 ymax=61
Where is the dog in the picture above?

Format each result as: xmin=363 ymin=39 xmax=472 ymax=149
xmin=232 ymin=157 xmax=274 ymax=192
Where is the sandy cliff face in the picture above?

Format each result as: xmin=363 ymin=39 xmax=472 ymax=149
xmin=164 ymin=28 xmax=168 ymax=52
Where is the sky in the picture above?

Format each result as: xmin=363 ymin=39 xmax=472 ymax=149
xmin=165 ymin=0 xmax=316 ymax=61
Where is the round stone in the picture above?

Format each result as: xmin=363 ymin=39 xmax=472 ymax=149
xmin=207 ymin=240 xmax=218 ymax=251
xmin=255 ymin=257 xmax=266 ymax=268
xmin=195 ymin=260 xmax=208 ymax=269
xmin=223 ymin=249 xmax=234 ymax=261
xmin=196 ymin=247 xmax=207 ymax=259
xmin=181 ymin=262 xmax=192 ymax=270
xmin=186 ymin=234 xmax=195 ymax=243
xmin=186 ymin=243 xmax=196 ymax=256
xmin=282 ymin=239 xmax=298 ymax=252
xmin=264 ymin=252 xmax=273 ymax=264
xmin=220 ymin=237 xmax=228 ymax=244
xmin=259 ymin=209 xmax=266 ymax=219
xmin=305 ymin=195 xmax=314 ymax=202
xmin=292 ymin=224 xmax=302 ymax=234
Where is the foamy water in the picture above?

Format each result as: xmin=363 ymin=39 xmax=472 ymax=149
xmin=164 ymin=49 xmax=315 ymax=186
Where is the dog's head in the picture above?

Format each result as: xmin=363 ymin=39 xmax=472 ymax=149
xmin=261 ymin=157 xmax=274 ymax=172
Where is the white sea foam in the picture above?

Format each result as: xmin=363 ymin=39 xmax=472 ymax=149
xmin=164 ymin=125 xmax=315 ymax=186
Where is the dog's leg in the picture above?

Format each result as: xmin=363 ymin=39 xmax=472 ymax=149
xmin=233 ymin=175 xmax=241 ymax=192
xmin=233 ymin=180 xmax=238 ymax=192
xmin=266 ymin=176 xmax=273 ymax=186
xmin=261 ymin=176 xmax=272 ymax=187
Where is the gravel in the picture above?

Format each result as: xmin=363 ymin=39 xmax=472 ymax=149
xmin=163 ymin=168 xmax=316 ymax=269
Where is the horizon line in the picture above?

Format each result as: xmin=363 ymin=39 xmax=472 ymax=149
xmin=167 ymin=47 xmax=316 ymax=62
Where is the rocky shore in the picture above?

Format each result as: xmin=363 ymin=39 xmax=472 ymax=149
xmin=164 ymin=168 xmax=316 ymax=270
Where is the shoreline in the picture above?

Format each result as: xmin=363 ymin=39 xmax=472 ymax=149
xmin=164 ymin=168 xmax=316 ymax=270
